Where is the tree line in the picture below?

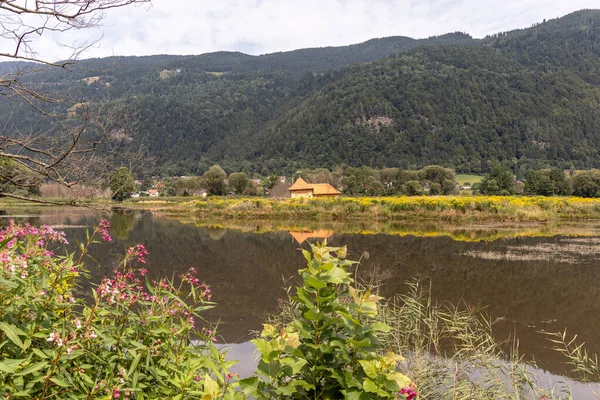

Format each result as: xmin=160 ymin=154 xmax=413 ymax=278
xmin=104 ymin=163 xmax=600 ymax=200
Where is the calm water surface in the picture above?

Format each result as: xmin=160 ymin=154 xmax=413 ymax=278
xmin=3 ymin=207 xmax=600 ymax=397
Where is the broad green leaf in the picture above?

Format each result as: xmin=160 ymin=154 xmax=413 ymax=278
xmin=363 ymin=378 xmax=378 ymax=393
xmin=305 ymin=275 xmax=326 ymax=290
xmin=0 ymin=359 xmax=25 ymax=373
xmin=359 ymin=360 xmax=378 ymax=379
xmin=50 ymin=377 xmax=71 ymax=387
xmin=16 ymin=361 xmax=48 ymax=376
xmin=128 ymin=352 xmax=142 ymax=376
xmin=303 ymin=308 xmax=324 ymax=321
xmin=389 ymin=372 xmax=412 ymax=389
xmin=203 ymin=374 xmax=221 ymax=396
xmin=32 ymin=348 xmax=49 ymax=359
xmin=370 ymin=322 xmax=391 ymax=333
xmin=0 ymin=323 xmax=25 ymax=349
xmin=322 ymin=266 xmax=351 ymax=284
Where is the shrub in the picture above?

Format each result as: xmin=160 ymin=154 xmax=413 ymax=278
xmin=573 ymin=170 xmax=600 ymax=198
xmin=0 ymin=220 xmax=240 ymax=399
xmin=240 ymin=243 xmax=414 ymax=399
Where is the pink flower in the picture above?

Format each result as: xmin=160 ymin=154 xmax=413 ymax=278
xmin=400 ymin=386 xmax=418 ymax=400
xmin=140 ymin=268 xmax=148 ymax=276
xmin=98 ymin=219 xmax=112 ymax=242
xmin=127 ymin=244 xmax=149 ymax=264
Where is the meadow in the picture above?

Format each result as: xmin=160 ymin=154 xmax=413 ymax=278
xmin=169 ymin=195 xmax=600 ymax=222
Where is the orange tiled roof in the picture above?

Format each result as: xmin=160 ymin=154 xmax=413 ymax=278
xmin=289 ymin=178 xmax=340 ymax=195
xmin=312 ymin=183 xmax=341 ymax=196
xmin=288 ymin=177 xmax=313 ymax=191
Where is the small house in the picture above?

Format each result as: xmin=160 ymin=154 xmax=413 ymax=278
xmin=288 ymin=178 xmax=341 ymax=198
xmin=148 ymin=189 xmax=159 ymax=197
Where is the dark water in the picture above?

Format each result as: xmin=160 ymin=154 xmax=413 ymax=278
xmin=4 ymin=208 xmax=600 ymax=396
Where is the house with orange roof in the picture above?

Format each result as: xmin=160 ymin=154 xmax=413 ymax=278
xmin=288 ymin=178 xmax=341 ymax=198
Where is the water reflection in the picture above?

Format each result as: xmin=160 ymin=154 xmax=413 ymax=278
xmin=2 ymin=207 xmax=600 ymax=393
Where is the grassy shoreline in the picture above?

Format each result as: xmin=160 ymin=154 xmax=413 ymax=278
xmin=148 ymin=195 xmax=600 ymax=222
xmin=3 ymin=195 xmax=600 ymax=223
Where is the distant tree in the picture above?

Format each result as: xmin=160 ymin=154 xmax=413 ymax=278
xmin=380 ymin=168 xmax=400 ymax=194
xmin=140 ymin=179 xmax=153 ymax=192
xmin=0 ymin=158 xmax=43 ymax=197
xmin=244 ymin=180 xmax=260 ymax=196
xmin=573 ymin=170 xmax=600 ymax=198
xmin=429 ymin=182 xmax=442 ymax=195
xmin=229 ymin=172 xmax=250 ymax=194
xmin=479 ymin=164 xmax=515 ymax=195
xmin=109 ymin=167 xmax=135 ymax=201
xmin=442 ymin=179 xmax=459 ymax=195
xmin=405 ymin=180 xmax=423 ymax=196
xmin=342 ymin=167 xmax=383 ymax=196
xmin=203 ymin=165 xmax=227 ymax=195
xmin=525 ymin=168 xmax=571 ymax=196
xmin=421 ymin=165 xmax=456 ymax=186
xmin=261 ymin=174 xmax=279 ymax=190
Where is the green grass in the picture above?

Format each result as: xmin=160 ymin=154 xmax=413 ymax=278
xmin=456 ymin=174 xmax=484 ymax=186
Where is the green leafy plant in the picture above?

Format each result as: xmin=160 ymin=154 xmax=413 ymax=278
xmin=240 ymin=243 xmax=415 ymax=399
xmin=0 ymin=220 xmax=242 ymax=399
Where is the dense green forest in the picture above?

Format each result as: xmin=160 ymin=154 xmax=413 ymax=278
xmin=2 ymin=10 xmax=600 ymax=176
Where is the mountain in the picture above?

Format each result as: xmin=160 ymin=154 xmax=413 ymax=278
xmin=2 ymin=10 xmax=600 ymax=176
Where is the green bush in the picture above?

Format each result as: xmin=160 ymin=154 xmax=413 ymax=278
xmin=0 ymin=220 xmax=240 ymax=399
xmin=240 ymin=243 xmax=414 ymax=399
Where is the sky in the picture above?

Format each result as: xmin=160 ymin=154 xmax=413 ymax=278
xmin=10 ymin=0 xmax=600 ymax=61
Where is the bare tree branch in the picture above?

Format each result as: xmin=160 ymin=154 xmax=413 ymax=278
xmin=0 ymin=0 xmax=151 ymax=204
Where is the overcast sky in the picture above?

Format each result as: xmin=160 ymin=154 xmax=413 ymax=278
xmin=26 ymin=0 xmax=600 ymax=60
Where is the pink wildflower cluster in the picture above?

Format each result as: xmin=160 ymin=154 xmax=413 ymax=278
xmin=0 ymin=220 xmax=68 ymax=245
xmin=112 ymin=388 xmax=131 ymax=400
xmin=126 ymin=244 xmax=149 ymax=264
xmin=46 ymin=322 xmax=96 ymax=355
xmin=98 ymin=219 xmax=112 ymax=242
xmin=96 ymin=262 xmax=199 ymax=331
xmin=97 ymin=270 xmax=144 ymax=306
xmin=400 ymin=384 xmax=418 ymax=400
xmin=180 ymin=267 xmax=212 ymax=300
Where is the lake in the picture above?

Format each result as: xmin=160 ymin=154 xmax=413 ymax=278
xmin=3 ymin=207 xmax=600 ymax=396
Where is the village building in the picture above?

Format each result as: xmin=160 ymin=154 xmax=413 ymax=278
xmin=148 ymin=189 xmax=160 ymax=197
xmin=288 ymin=178 xmax=341 ymax=198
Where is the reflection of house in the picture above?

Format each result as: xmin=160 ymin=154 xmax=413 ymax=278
xmin=289 ymin=229 xmax=335 ymax=244
xmin=288 ymin=178 xmax=341 ymax=198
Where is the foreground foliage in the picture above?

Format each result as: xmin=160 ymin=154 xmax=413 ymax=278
xmin=0 ymin=221 xmax=238 ymax=399
xmin=0 ymin=222 xmax=416 ymax=399
xmin=241 ymin=244 xmax=413 ymax=399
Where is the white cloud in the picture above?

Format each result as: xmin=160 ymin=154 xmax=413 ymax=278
xmin=6 ymin=0 xmax=600 ymax=61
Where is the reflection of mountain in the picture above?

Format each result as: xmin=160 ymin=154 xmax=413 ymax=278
xmin=288 ymin=229 xmax=334 ymax=244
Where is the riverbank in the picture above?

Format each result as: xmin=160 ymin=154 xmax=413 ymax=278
xmin=3 ymin=195 xmax=600 ymax=222
xmin=151 ymin=195 xmax=600 ymax=222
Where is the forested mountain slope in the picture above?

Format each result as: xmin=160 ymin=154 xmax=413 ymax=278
xmin=2 ymin=10 xmax=600 ymax=176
